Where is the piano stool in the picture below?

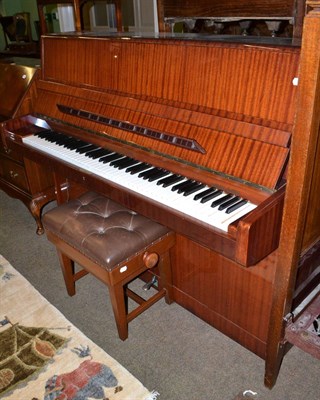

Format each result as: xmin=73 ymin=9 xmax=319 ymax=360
xmin=42 ymin=191 xmax=175 ymax=340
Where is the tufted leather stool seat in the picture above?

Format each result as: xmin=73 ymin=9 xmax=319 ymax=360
xmin=43 ymin=191 xmax=175 ymax=340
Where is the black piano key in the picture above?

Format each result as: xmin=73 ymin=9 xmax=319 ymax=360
xmin=193 ymin=187 xmax=216 ymax=201
xmin=110 ymin=156 xmax=134 ymax=168
xmin=126 ymin=162 xmax=151 ymax=174
xmin=218 ymin=196 xmax=240 ymax=211
xmin=148 ymin=169 xmax=169 ymax=182
xmin=50 ymin=135 xmax=69 ymax=145
xmin=200 ymin=190 xmax=223 ymax=204
xmin=85 ymin=148 xmax=102 ymax=157
xmin=98 ymin=149 xmax=116 ymax=158
xmin=55 ymin=135 xmax=76 ymax=146
xmin=177 ymin=180 xmax=198 ymax=194
xmin=76 ymin=144 xmax=98 ymax=154
xmin=66 ymin=139 xmax=91 ymax=150
xmin=157 ymin=174 xmax=183 ymax=187
xmin=109 ymin=156 xmax=127 ymax=167
xmin=41 ymin=132 xmax=62 ymax=143
xmin=64 ymin=140 xmax=84 ymax=149
xmin=138 ymin=167 xmax=161 ymax=179
xmin=116 ymin=158 xmax=139 ymax=170
xmin=110 ymin=156 xmax=128 ymax=167
xmin=65 ymin=137 xmax=82 ymax=146
xmin=226 ymin=199 xmax=248 ymax=214
xmin=61 ymin=136 xmax=79 ymax=148
xmin=144 ymin=168 xmax=165 ymax=180
xmin=183 ymin=183 xmax=206 ymax=196
xmin=210 ymin=194 xmax=233 ymax=208
xmin=109 ymin=157 xmax=129 ymax=168
xmin=49 ymin=133 xmax=63 ymax=145
xmin=84 ymin=145 xmax=101 ymax=155
xmin=54 ymin=132 xmax=67 ymax=138
xmin=99 ymin=153 xmax=123 ymax=163
xmin=172 ymin=179 xmax=194 ymax=192
xmin=35 ymin=129 xmax=54 ymax=138
xmin=35 ymin=130 xmax=58 ymax=141
xmin=87 ymin=148 xmax=110 ymax=159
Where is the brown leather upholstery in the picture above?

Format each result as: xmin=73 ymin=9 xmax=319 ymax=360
xmin=43 ymin=191 xmax=170 ymax=271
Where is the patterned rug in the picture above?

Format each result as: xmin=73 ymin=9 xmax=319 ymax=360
xmin=0 ymin=255 xmax=158 ymax=400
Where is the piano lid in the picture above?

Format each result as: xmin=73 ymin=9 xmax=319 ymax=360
xmin=35 ymin=32 xmax=299 ymax=192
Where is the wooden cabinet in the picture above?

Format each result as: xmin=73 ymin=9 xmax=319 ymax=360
xmin=0 ymin=139 xmax=55 ymax=234
xmin=0 ymin=62 xmax=55 ymax=234
xmin=0 ymin=146 xmax=29 ymax=192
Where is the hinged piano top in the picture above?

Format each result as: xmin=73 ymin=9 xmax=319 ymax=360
xmin=38 ymin=33 xmax=299 ymax=190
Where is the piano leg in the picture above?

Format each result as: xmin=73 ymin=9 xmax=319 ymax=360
xmin=29 ymin=187 xmax=56 ymax=235
xmin=264 ymin=337 xmax=288 ymax=388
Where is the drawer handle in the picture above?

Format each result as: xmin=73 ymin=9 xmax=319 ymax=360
xmin=9 ymin=170 xmax=19 ymax=178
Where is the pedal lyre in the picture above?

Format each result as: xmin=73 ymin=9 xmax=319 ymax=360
xmin=143 ymin=275 xmax=157 ymax=291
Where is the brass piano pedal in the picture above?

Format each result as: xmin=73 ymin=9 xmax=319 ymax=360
xmin=143 ymin=276 xmax=158 ymax=291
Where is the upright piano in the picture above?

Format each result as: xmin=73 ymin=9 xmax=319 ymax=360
xmin=1 ymin=0 xmax=320 ymax=389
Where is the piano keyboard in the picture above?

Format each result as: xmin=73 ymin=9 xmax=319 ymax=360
xmin=22 ymin=130 xmax=257 ymax=232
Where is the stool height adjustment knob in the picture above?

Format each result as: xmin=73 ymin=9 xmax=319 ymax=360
xmin=143 ymin=252 xmax=159 ymax=269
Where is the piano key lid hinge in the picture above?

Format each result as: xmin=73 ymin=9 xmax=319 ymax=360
xmin=57 ymin=104 xmax=206 ymax=154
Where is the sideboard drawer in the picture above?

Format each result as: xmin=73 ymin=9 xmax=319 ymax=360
xmin=0 ymin=155 xmax=29 ymax=191
xmin=0 ymin=145 xmax=24 ymax=163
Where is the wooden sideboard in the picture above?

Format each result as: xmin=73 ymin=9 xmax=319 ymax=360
xmin=0 ymin=62 xmax=55 ymax=233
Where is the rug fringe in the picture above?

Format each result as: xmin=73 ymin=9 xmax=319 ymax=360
xmin=145 ymin=390 xmax=160 ymax=399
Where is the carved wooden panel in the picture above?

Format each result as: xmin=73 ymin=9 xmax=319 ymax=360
xmin=159 ymin=0 xmax=296 ymax=18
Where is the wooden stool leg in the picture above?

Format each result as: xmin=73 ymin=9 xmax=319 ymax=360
xmin=158 ymin=251 xmax=173 ymax=304
xmin=57 ymin=250 xmax=76 ymax=296
xmin=108 ymin=283 xmax=129 ymax=341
